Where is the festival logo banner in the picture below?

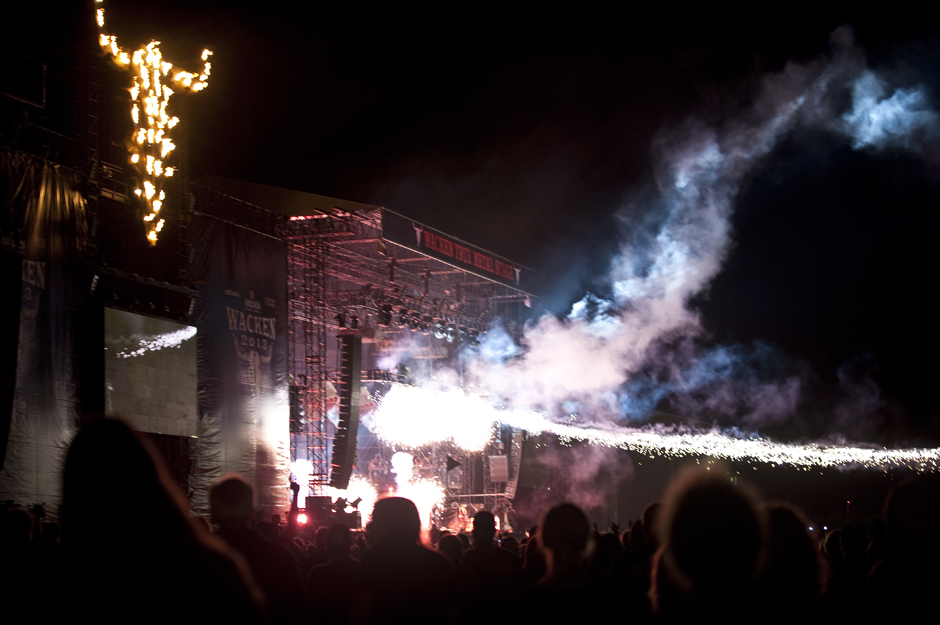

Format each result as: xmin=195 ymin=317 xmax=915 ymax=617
xmin=189 ymin=217 xmax=289 ymax=515
xmin=381 ymin=209 xmax=534 ymax=293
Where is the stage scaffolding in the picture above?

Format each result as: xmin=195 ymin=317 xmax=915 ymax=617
xmin=269 ymin=193 xmax=535 ymax=500
xmin=3 ymin=28 xmax=534 ymax=517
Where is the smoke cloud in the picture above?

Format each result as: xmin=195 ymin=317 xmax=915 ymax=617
xmin=842 ymin=71 xmax=939 ymax=151
xmin=523 ymin=440 xmax=634 ymax=515
xmin=459 ymin=28 xmax=939 ymax=436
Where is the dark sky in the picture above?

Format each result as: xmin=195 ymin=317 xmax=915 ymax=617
xmin=9 ymin=4 xmax=940 ymax=443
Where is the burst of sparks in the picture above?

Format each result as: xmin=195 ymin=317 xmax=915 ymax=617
xmin=372 ymin=385 xmax=940 ymax=472
xmin=508 ymin=412 xmax=940 ymax=472
xmin=325 ymin=476 xmax=379 ymax=526
xmin=394 ymin=477 xmax=446 ymax=533
xmin=116 ymin=326 xmax=196 ymax=358
xmin=371 ymin=385 xmax=497 ymax=452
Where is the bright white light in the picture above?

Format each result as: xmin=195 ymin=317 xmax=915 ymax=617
xmin=498 ymin=408 xmax=940 ymax=472
xmin=290 ymin=459 xmax=313 ymax=502
xmin=390 ymin=451 xmax=414 ymax=490
xmin=373 ymin=384 xmax=940 ymax=472
xmin=395 ymin=477 xmax=446 ymax=534
xmin=325 ymin=476 xmax=379 ymax=526
xmin=116 ymin=326 xmax=196 ymax=358
xmin=371 ymin=385 xmax=497 ymax=452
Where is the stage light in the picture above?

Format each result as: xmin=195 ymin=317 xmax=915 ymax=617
xmin=297 ymin=512 xmax=308 ymax=525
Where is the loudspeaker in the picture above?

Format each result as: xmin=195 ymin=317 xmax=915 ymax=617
xmin=330 ymin=333 xmax=362 ymax=489
xmin=489 ymin=455 xmax=509 ymax=482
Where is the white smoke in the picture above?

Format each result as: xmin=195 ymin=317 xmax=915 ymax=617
xmin=842 ymin=71 xmax=939 ymax=150
xmin=458 ymin=28 xmax=938 ymax=430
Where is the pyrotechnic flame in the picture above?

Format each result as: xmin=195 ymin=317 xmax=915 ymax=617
xmin=502 ymin=411 xmax=940 ymax=472
xmin=95 ymin=1 xmax=212 ymax=245
xmin=371 ymin=385 xmax=497 ymax=452
xmin=394 ymin=477 xmax=446 ymax=534
xmin=372 ymin=384 xmax=940 ymax=472
xmin=325 ymin=476 xmax=379 ymax=526
xmin=390 ymin=451 xmax=414 ymax=490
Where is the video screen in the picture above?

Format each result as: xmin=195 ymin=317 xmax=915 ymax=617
xmin=104 ymin=308 xmax=198 ymax=437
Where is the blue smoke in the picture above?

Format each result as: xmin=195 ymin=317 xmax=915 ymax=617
xmin=842 ymin=71 xmax=938 ymax=150
xmin=618 ymin=342 xmax=803 ymax=428
xmin=478 ymin=320 xmax=522 ymax=363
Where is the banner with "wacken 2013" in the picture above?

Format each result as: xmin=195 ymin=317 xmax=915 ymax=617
xmin=189 ymin=215 xmax=290 ymax=516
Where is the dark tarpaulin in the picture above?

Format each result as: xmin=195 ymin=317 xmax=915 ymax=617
xmin=188 ymin=213 xmax=289 ymax=516
xmin=0 ymin=153 xmax=87 ymax=511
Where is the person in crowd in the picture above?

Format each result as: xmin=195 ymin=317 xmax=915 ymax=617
xmin=867 ymin=477 xmax=940 ymax=619
xmin=0 ymin=506 xmax=44 ymax=609
xmin=306 ymin=523 xmax=361 ymax=625
xmin=758 ymin=502 xmax=823 ymax=623
xmin=353 ymin=497 xmax=458 ymax=624
xmin=437 ymin=532 xmax=464 ymax=567
xmin=210 ymin=473 xmax=306 ymax=624
xmin=650 ymin=467 xmax=765 ymax=623
xmin=460 ymin=510 xmax=522 ymax=616
xmin=58 ymin=419 xmax=263 ymax=622
xmin=512 ymin=502 xmax=613 ymax=622
xmin=608 ymin=501 xmax=662 ymax=622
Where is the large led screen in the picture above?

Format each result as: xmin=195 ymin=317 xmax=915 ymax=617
xmin=104 ymin=308 xmax=197 ymax=437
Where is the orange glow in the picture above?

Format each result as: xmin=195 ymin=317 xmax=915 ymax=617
xmin=96 ymin=2 xmax=212 ymax=245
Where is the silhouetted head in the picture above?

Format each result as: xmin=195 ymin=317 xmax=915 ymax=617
xmin=315 ymin=525 xmax=330 ymax=552
xmin=326 ymin=523 xmax=352 ymax=558
xmin=884 ymin=478 xmax=936 ymax=551
xmin=371 ymin=497 xmax=421 ymax=546
xmin=760 ymin=502 xmax=820 ymax=605
xmin=537 ymin=502 xmax=592 ymax=583
xmin=500 ymin=534 xmax=520 ymax=556
xmin=0 ymin=507 xmax=36 ymax=554
xmin=657 ymin=468 xmax=765 ymax=597
xmin=438 ymin=533 xmax=463 ymax=565
xmin=61 ymin=419 xmax=190 ymax=545
xmin=539 ymin=503 xmax=591 ymax=555
xmin=209 ymin=474 xmax=254 ymax=530
xmin=642 ymin=501 xmax=663 ymax=543
xmin=472 ymin=510 xmax=497 ymax=544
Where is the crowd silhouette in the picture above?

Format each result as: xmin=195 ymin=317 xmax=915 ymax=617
xmin=2 ymin=418 xmax=938 ymax=624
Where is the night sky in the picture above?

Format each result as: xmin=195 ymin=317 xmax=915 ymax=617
xmin=8 ymin=4 xmax=940 ymax=445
